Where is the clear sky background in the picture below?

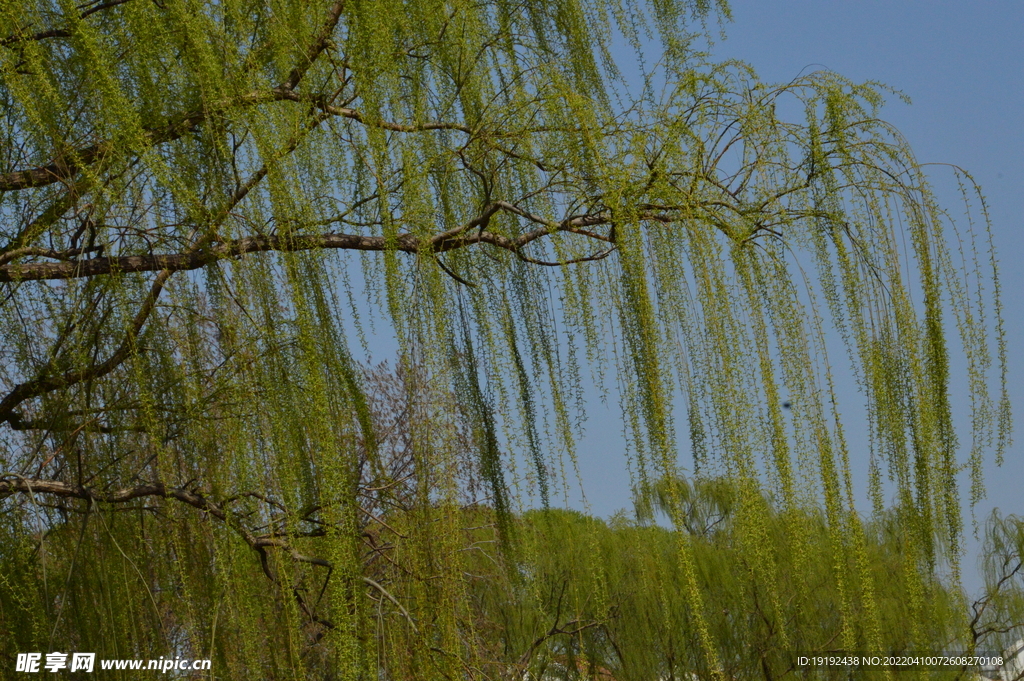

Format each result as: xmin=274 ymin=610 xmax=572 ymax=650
xmin=350 ymin=2 xmax=1022 ymax=595
xmin=568 ymin=1 xmax=1024 ymax=595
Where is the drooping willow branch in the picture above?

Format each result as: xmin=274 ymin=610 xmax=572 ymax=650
xmin=0 ymin=87 xmax=551 ymax=195
xmin=0 ymin=0 xmax=346 ymax=194
xmin=0 ymin=475 xmax=412 ymax=637
xmin=0 ymin=181 xmax=809 ymax=428
xmin=0 ymin=101 xmax=337 ymax=425
xmin=0 ymin=1 xmax=350 ymax=423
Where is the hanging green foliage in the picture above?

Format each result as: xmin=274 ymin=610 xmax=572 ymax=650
xmin=0 ymin=0 xmax=1012 ymax=678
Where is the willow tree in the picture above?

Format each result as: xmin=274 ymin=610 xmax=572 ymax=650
xmin=0 ymin=0 xmax=1011 ymax=678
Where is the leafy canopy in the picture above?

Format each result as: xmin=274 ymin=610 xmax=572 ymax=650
xmin=0 ymin=0 xmax=1011 ymax=677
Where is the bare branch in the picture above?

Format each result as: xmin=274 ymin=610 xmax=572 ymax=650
xmin=0 ymin=202 xmax=630 ymax=282
xmin=1 ymin=476 xmax=226 ymax=513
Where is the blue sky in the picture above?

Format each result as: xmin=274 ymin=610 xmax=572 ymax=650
xmin=717 ymin=1 xmax=1024 ymax=590
xmin=569 ymin=1 xmax=1023 ymax=593
xmin=352 ymin=2 xmax=1022 ymax=594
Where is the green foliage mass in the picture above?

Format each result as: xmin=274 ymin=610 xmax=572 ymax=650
xmin=485 ymin=497 xmax=965 ymax=681
xmin=0 ymin=0 xmax=1014 ymax=678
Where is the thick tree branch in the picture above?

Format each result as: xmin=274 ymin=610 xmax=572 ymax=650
xmin=0 ymin=269 xmax=171 ymax=423
xmin=281 ymin=0 xmax=345 ymax=91
xmin=0 ymin=89 xmax=291 ymax=193
xmin=0 ymin=476 xmax=318 ymax=572
xmin=6 ymin=412 xmax=147 ymax=433
xmin=0 ymin=203 xmax=629 ymax=282
xmin=0 ymin=475 xmax=217 ymax=507
xmin=0 ymin=475 xmax=320 ymax=617
xmin=0 ymin=0 xmax=137 ymax=47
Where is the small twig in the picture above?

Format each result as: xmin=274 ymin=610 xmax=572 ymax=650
xmin=362 ymin=576 xmax=418 ymax=633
